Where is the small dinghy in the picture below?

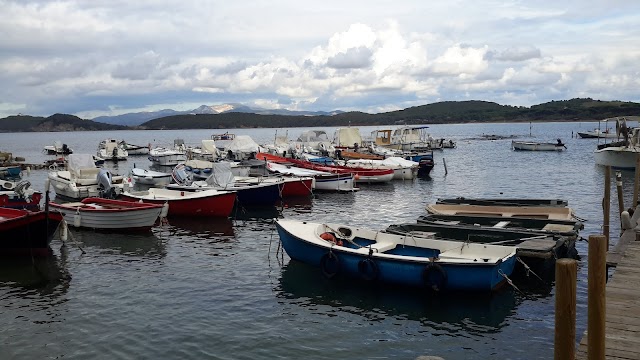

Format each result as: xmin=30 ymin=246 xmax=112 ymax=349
xmin=275 ymin=219 xmax=517 ymax=292
xmin=130 ymin=167 xmax=172 ymax=186
xmin=49 ymin=197 xmax=165 ymax=231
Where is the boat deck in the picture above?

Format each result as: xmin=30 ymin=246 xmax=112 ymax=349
xmin=515 ymin=238 xmax=561 ymax=259
xmin=576 ymin=229 xmax=640 ymax=359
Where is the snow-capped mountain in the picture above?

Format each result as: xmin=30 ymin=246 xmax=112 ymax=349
xmin=92 ymin=103 xmax=342 ymax=126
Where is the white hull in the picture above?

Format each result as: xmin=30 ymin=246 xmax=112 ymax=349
xmin=266 ymin=162 xmax=357 ymax=192
xmin=149 ymin=148 xmax=187 ymax=166
xmin=130 ymin=168 xmax=172 ymax=186
xmin=512 ymin=141 xmax=564 ymax=151
xmin=48 ymin=171 xmax=125 ymax=200
xmin=594 ymin=146 xmax=640 ymax=169
xmin=126 ymin=147 xmax=150 ymax=155
xmin=50 ymin=202 xmax=162 ymax=230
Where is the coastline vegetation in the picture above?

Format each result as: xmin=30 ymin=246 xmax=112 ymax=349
xmin=1 ymin=98 xmax=638 ymax=132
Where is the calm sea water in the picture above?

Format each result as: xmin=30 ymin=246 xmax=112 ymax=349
xmin=0 ymin=122 xmax=626 ymax=359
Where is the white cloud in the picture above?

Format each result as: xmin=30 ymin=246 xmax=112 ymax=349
xmin=0 ymin=0 xmax=640 ymax=118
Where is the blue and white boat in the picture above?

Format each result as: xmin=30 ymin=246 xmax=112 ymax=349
xmin=275 ymin=219 xmax=518 ymax=292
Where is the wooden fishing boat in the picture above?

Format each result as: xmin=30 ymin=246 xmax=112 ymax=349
xmin=426 ymin=203 xmax=577 ymax=221
xmin=384 ymin=221 xmax=577 ymax=260
xmin=417 ymin=213 xmax=583 ymax=238
xmin=48 ymin=197 xmax=165 ymax=231
xmin=436 ymin=197 xmax=569 ymax=207
xmin=256 ymin=152 xmax=394 ymax=183
xmin=275 ymin=219 xmax=517 ymax=291
xmin=512 ymin=139 xmax=566 ymax=151
xmin=119 ymin=187 xmax=236 ymax=217
xmin=0 ymin=207 xmax=63 ymax=256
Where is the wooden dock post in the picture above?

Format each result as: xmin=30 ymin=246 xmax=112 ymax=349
xmin=616 ymin=171 xmax=624 ymax=217
xmin=604 ymin=166 xmax=611 ymax=248
xmin=554 ymin=258 xmax=577 ymax=360
xmin=634 ymin=154 xmax=640 ymax=207
xmin=443 ymin=158 xmax=448 ymax=175
xmin=588 ymin=235 xmax=607 ymax=360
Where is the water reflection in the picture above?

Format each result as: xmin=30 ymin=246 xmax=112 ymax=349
xmin=67 ymin=228 xmax=167 ymax=259
xmin=163 ymin=216 xmax=235 ymax=239
xmin=275 ymin=261 xmax=520 ymax=331
xmin=0 ymin=253 xmax=71 ymax=297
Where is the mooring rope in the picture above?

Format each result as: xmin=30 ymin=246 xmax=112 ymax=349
xmin=516 ymin=257 xmax=545 ymax=283
xmin=499 ymin=269 xmax=522 ymax=294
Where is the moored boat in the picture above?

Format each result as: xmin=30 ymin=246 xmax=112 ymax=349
xmin=426 ymin=203 xmax=578 ymax=221
xmin=265 ymin=161 xmax=358 ymax=192
xmin=436 ymin=197 xmax=569 ymax=207
xmin=512 ymin=139 xmax=566 ymax=151
xmin=275 ymin=219 xmax=517 ymax=291
xmin=48 ymin=154 xmax=126 ymax=200
xmin=49 ymin=197 xmax=164 ymax=231
xmin=0 ymin=179 xmax=42 ymax=210
xmin=0 ymin=207 xmax=63 ymax=257
xmin=97 ymin=139 xmax=129 ymax=161
xmin=119 ymin=187 xmax=236 ymax=217
xmin=148 ymin=147 xmax=187 ymax=166
xmin=256 ymin=152 xmax=394 ymax=183
xmin=130 ymin=167 xmax=172 ymax=186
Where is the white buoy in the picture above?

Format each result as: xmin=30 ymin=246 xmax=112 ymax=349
xmin=45 ymin=178 xmax=51 ymax=191
xmin=74 ymin=209 xmax=81 ymax=227
xmin=160 ymin=202 xmax=169 ymax=218
xmin=60 ymin=220 xmax=68 ymax=241
xmin=26 ymin=166 xmax=31 ymax=176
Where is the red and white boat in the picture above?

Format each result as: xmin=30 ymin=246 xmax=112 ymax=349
xmin=256 ymin=152 xmax=394 ymax=183
xmin=265 ymin=162 xmax=358 ymax=192
xmin=48 ymin=197 xmax=165 ymax=231
xmin=0 ymin=207 xmax=64 ymax=256
xmin=119 ymin=188 xmax=236 ymax=217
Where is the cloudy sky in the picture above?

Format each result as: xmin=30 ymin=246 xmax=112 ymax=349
xmin=1 ymin=0 xmax=639 ymax=119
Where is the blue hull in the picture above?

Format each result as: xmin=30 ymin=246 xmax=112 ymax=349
xmin=236 ymin=183 xmax=281 ymax=206
xmin=276 ymin=223 xmax=516 ymax=292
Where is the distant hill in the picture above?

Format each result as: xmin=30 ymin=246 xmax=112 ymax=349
xmin=0 ymin=113 xmax=128 ymax=132
xmin=139 ymin=98 xmax=640 ymax=130
xmin=1 ymin=98 xmax=638 ymax=132
xmin=92 ymin=103 xmax=345 ymax=126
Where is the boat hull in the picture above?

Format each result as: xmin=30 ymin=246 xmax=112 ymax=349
xmin=276 ymin=220 xmax=517 ymax=291
xmin=0 ymin=208 xmax=63 ymax=257
xmin=48 ymin=198 xmax=163 ymax=231
xmin=512 ymin=141 xmax=564 ymax=151
xmin=594 ymin=146 xmax=638 ymax=169
xmin=119 ymin=189 xmax=236 ymax=217
xmin=281 ymin=177 xmax=313 ymax=197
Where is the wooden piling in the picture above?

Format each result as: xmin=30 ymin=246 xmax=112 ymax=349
xmin=604 ymin=166 xmax=611 ymax=248
xmin=634 ymin=154 xmax=640 ymax=207
xmin=616 ymin=171 xmax=624 ymax=217
xmin=554 ymin=258 xmax=577 ymax=360
xmin=587 ymin=235 xmax=607 ymax=360
xmin=443 ymin=158 xmax=448 ymax=175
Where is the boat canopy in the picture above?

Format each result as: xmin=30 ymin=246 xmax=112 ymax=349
xmin=334 ymin=128 xmax=362 ymax=147
xmin=224 ymin=135 xmax=260 ymax=154
xmin=204 ymin=162 xmax=235 ymax=188
xmin=67 ymin=154 xmax=96 ymax=174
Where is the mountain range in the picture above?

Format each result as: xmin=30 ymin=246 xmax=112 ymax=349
xmin=92 ymin=103 xmax=345 ymax=126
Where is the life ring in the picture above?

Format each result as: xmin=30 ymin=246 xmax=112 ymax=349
xmin=320 ymin=252 xmax=340 ymax=278
xmin=320 ymin=232 xmax=343 ymax=246
xmin=422 ymin=263 xmax=447 ymax=291
xmin=358 ymin=258 xmax=379 ymax=281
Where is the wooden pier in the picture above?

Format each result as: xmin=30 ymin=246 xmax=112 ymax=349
xmin=575 ymin=224 xmax=640 ymax=359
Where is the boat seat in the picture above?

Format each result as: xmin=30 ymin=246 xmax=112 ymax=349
xmin=493 ymin=221 xmax=510 ymax=228
xmin=77 ymin=168 xmax=100 ymax=178
xmin=371 ymin=242 xmax=396 ymax=253
xmin=542 ymin=223 xmax=574 ymax=232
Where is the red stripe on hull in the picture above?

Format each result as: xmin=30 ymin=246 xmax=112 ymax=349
xmin=119 ymin=192 xmax=236 ymax=217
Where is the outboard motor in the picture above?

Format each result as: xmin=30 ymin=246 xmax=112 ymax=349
xmin=14 ymin=180 xmax=31 ymax=201
xmin=97 ymin=168 xmax=117 ymax=199
xmin=171 ymin=164 xmax=193 ymax=186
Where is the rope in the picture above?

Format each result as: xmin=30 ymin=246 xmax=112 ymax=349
xmin=516 ymin=257 xmax=545 ymax=284
xmin=322 ymin=223 xmax=363 ymax=248
xmin=499 ymin=269 xmax=523 ymax=294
